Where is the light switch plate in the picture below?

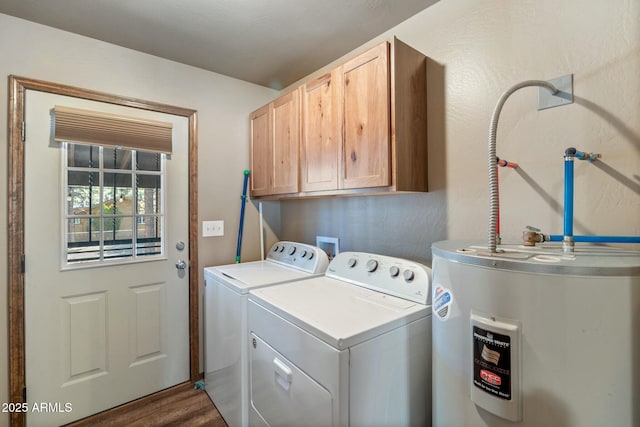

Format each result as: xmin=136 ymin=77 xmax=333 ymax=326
xmin=203 ymin=220 xmax=224 ymax=237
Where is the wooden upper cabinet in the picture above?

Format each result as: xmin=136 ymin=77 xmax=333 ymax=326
xmin=271 ymin=90 xmax=299 ymax=194
xmin=391 ymin=38 xmax=428 ymax=192
xmin=249 ymin=104 xmax=270 ymax=196
xmin=250 ymin=89 xmax=300 ymax=197
xmin=251 ymin=37 xmax=427 ymax=198
xmin=301 ymin=71 xmax=341 ymax=192
xmin=340 ymin=42 xmax=390 ymax=189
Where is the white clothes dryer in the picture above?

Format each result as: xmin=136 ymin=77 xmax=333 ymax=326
xmin=247 ymin=252 xmax=432 ymax=427
xmin=204 ymin=241 xmax=329 ymax=427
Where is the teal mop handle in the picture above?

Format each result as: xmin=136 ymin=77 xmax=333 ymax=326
xmin=236 ymin=170 xmax=250 ymax=263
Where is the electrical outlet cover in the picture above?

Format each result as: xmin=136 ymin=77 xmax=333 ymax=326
xmin=203 ymin=220 xmax=224 ymax=237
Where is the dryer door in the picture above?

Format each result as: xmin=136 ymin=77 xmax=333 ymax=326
xmin=249 ymin=333 xmax=333 ymax=426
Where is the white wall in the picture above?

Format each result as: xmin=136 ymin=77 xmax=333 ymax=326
xmin=0 ymin=13 xmax=279 ymax=427
xmin=280 ymin=0 xmax=640 ymax=261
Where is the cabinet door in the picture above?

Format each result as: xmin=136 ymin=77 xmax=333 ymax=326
xmin=340 ymin=42 xmax=391 ymax=189
xmin=271 ymin=89 xmax=300 ymax=195
xmin=301 ymin=71 xmax=341 ymax=192
xmin=250 ymin=104 xmax=270 ymax=197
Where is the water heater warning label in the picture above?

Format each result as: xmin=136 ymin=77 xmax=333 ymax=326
xmin=473 ymin=326 xmax=511 ymax=400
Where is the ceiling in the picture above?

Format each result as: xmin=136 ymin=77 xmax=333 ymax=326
xmin=0 ymin=0 xmax=438 ymax=89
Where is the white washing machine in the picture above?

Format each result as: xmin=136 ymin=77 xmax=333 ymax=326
xmin=204 ymin=241 xmax=329 ymax=427
xmin=247 ymin=251 xmax=432 ymax=427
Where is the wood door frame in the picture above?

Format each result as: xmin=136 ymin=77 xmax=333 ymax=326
xmin=7 ymin=75 xmax=200 ymax=427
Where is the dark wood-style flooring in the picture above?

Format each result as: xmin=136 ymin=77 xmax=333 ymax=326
xmin=65 ymin=382 xmax=228 ymax=427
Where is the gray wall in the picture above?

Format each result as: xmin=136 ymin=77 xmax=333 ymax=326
xmin=280 ymin=193 xmax=447 ymax=264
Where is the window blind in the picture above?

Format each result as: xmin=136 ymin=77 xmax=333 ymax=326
xmin=53 ymin=105 xmax=173 ymax=154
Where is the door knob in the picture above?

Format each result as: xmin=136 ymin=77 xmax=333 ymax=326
xmin=175 ymin=260 xmax=187 ymax=270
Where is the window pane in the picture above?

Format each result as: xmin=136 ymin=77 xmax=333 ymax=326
xmin=67 ymin=218 xmax=100 ymax=263
xmin=106 ymin=216 xmax=133 ymax=241
xmin=103 ymin=237 xmax=133 ymax=260
xmin=103 ymin=173 xmax=133 ymax=215
xmin=67 ymin=143 xmax=99 ymax=168
xmin=136 ymin=216 xmax=161 ymax=256
xmin=103 ymin=147 xmax=132 ymax=170
xmin=136 ymin=216 xmax=160 ymax=238
xmin=137 ymin=151 xmax=162 ymax=171
xmin=67 ymin=171 xmax=100 ymax=215
xmin=136 ymin=175 xmax=161 ymax=214
xmin=68 ymin=217 xmax=99 ymax=244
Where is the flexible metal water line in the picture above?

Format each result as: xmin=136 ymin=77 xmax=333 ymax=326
xmin=487 ymin=80 xmax=559 ymax=253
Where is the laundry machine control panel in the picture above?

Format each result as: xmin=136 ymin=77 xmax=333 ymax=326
xmin=267 ymin=241 xmax=329 ymax=274
xmin=326 ymin=252 xmax=431 ymax=304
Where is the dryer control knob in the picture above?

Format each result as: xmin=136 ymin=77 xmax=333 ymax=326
xmin=389 ymin=266 xmax=400 ymax=277
xmin=273 ymin=245 xmax=280 ymax=252
xmin=347 ymin=258 xmax=357 ymax=268
xmin=403 ymin=269 xmax=415 ymax=282
xmin=300 ymin=250 xmax=308 ymax=258
xmin=366 ymin=259 xmax=379 ymax=272
xmin=288 ymin=246 xmax=296 ymax=255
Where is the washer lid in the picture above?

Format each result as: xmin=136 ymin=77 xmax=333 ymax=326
xmin=249 ymin=276 xmax=430 ymax=350
xmin=208 ymin=261 xmax=319 ymax=293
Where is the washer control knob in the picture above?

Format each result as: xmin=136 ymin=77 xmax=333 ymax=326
xmin=389 ymin=266 xmax=400 ymax=277
xmin=273 ymin=245 xmax=280 ymax=252
xmin=403 ymin=269 xmax=415 ymax=282
xmin=279 ymin=245 xmax=285 ymax=252
xmin=308 ymin=251 xmax=314 ymax=260
xmin=301 ymin=250 xmax=308 ymax=258
xmin=366 ymin=259 xmax=379 ymax=273
xmin=347 ymin=258 xmax=357 ymax=268
xmin=288 ymin=246 xmax=296 ymax=255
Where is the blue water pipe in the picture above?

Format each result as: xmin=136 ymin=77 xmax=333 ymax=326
xmin=563 ymin=147 xmax=575 ymax=251
xmin=236 ymin=170 xmax=250 ymax=263
xmin=559 ymin=147 xmax=639 ymax=252
xmin=549 ymin=235 xmax=640 ymax=244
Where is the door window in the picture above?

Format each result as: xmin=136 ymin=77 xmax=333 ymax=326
xmin=64 ymin=142 xmax=165 ymax=266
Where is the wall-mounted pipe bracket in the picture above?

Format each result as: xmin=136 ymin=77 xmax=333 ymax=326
xmin=538 ymin=74 xmax=573 ymax=110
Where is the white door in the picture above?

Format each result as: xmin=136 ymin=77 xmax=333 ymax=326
xmin=24 ymin=90 xmax=190 ymax=426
